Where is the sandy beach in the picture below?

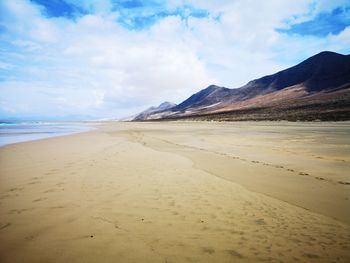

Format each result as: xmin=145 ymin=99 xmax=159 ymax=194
xmin=0 ymin=121 xmax=349 ymax=262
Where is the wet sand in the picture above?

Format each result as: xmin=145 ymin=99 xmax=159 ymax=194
xmin=0 ymin=121 xmax=350 ymax=262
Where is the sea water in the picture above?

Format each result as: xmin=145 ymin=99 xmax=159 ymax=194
xmin=0 ymin=121 xmax=92 ymax=147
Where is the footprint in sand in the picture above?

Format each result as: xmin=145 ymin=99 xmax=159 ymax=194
xmin=338 ymin=181 xmax=350 ymax=185
xmin=48 ymin=205 xmax=65 ymax=209
xmin=315 ymin=177 xmax=325 ymax=181
xmin=303 ymin=253 xmax=320 ymax=259
xmin=33 ymin=197 xmax=47 ymax=202
xmin=25 ymin=235 xmax=35 ymax=241
xmin=7 ymin=187 xmax=24 ymax=192
xmin=43 ymin=188 xmax=57 ymax=193
xmin=31 ymin=176 xmax=43 ymax=180
xmin=255 ymin=218 xmax=266 ymax=225
xmin=226 ymin=249 xmax=244 ymax=259
xmin=335 ymin=159 xmax=346 ymax=163
xmin=9 ymin=208 xmax=30 ymax=214
xmin=0 ymin=223 xmax=11 ymax=230
xmin=202 ymin=247 xmax=215 ymax=254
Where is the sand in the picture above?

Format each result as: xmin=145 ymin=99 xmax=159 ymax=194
xmin=0 ymin=121 xmax=349 ymax=262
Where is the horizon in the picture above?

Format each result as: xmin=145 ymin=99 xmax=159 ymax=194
xmin=1 ymin=0 xmax=350 ymax=121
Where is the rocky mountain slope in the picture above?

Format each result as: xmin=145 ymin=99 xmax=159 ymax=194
xmin=133 ymin=51 xmax=350 ymax=121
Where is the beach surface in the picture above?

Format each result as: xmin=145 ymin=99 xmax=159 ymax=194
xmin=0 ymin=121 xmax=349 ymax=262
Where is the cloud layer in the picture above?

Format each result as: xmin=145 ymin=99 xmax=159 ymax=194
xmin=0 ymin=0 xmax=349 ymax=119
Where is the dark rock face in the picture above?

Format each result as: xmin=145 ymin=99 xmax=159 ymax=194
xmin=172 ymin=85 xmax=231 ymax=111
xmin=244 ymin=51 xmax=350 ymax=93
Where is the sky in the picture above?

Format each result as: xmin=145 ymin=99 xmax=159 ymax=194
xmin=0 ymin=0 xmax=350 ymax=120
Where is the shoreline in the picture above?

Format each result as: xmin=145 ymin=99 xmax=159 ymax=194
xmin=0 ymin=122 xmax=96 ymax=148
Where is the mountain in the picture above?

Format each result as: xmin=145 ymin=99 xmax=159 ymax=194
xmin=237 ymin=51 xmax=350 ymax=94
xmin=133 ymin=51 xmax=350 ymax=121
xmin=134 ymin=101 xmax=176 ymax=120
xmin=172 ymin=85 xmax=231 ymax=112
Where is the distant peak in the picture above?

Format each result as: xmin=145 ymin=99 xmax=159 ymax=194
xmin=292 ymin=51 xmax=349 ymax=72
xmin=158 ymin=101 xmax=176 ymax=107
xmin=198 ymin=85 xmax=225 ymax=94
xmin=307 ymin=51 xmax=345 ymax=61
xmin=315 ymin=51 xmax=342 ymax=56
xmin=206 ymin=84 xmax=221 ymax=90
xmin=207 ymin=84 xmax=221 ymax=88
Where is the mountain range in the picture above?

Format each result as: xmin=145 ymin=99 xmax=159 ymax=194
xmin=133 ymin=51 xmax=350 ymax=121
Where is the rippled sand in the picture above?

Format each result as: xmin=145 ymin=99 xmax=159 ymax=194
xmin=0 ymin=121 xmax=349 ymax=262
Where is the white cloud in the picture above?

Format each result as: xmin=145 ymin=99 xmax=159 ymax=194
xmin=0 ymin=0 xmax=349 ymax=119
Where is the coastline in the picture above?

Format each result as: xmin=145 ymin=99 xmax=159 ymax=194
xmin=1 ymin=121 xmax=349 ymax=262
xmin=0 ymin=122 xmax=95 ymax=147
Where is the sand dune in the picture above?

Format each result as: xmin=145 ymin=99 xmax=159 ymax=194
xmin=0 ymin=122 xmax=349 ymax=262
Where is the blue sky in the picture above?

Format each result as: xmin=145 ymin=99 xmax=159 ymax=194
xmin=1 ymin=0 xmax=350 ymax=120
xmin=30 ymin=0 xmax=210 ymax=29
xmin=278 ymin=6 xmax=350 ymax=37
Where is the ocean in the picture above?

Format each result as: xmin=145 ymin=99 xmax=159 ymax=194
xmin=0 ymin=121 xmax=93 ymax=147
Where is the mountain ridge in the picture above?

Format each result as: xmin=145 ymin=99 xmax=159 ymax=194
xmin=133 ymin=51 xmax=350 ymax=121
